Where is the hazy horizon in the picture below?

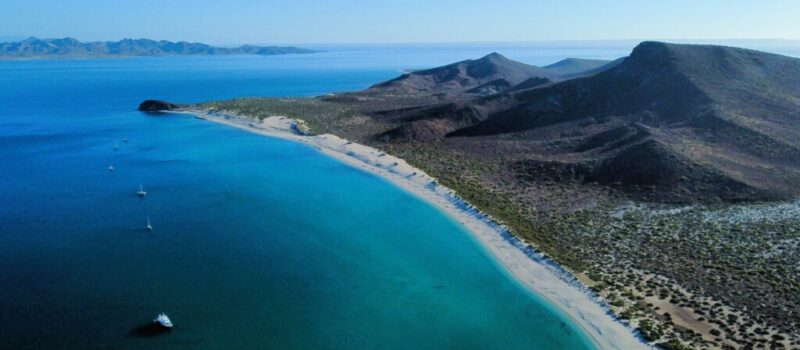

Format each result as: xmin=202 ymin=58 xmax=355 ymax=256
xmin=2 ymin=0 xmax=799 ymax=44
xmin=4 ymin=36 xmax=800 ymax=48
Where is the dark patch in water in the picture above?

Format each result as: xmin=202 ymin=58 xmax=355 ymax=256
xmin=560 ymin=321 xmax=572 ymax=336
xmin=129 ymin=322 xmax=172 ymax=337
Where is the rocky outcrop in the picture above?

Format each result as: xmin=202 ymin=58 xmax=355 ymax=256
xmin=138 ymin=100 xmax=183 ymax=112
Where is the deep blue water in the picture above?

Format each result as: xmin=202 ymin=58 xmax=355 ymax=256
xmin=10 ymin=41 xmax=795 ymax=349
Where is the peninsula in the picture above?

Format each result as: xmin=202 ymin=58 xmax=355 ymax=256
xmin=142 ymin=41 xmax=800 ymax=349
xmin=0 ymin=37 xmax=317 ymax=60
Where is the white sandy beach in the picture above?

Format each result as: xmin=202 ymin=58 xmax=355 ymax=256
xmin=178 ymin=108 xmax=650 ymax=350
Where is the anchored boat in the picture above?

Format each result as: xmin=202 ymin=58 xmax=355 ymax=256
xmin=154 ymin=313 xmax=172 ymax=328
xmin=136 ymin=184 xmax=147 ymax=197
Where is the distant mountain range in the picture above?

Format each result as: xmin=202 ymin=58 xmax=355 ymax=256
xmin=0 ymin=37 xmax=318 ymax=59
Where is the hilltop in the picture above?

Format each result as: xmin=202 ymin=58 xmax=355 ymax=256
xmin=542 ymin=57 xmax=620 ymax=78
xmin=0 ymin=37 xmax=318 ymax=60
xmin=366 ymin=52 xmax=612 ymax=97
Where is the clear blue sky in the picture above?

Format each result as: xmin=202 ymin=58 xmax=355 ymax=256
xmin=1 ymin=0 xmax=799 ymax=44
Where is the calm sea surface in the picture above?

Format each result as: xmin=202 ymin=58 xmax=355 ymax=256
xmin=2 ymin=42 xmax=797 ymax=349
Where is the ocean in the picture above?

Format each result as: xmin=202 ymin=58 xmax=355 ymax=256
xmin=2 ymin=42 xmax=797 ymax=349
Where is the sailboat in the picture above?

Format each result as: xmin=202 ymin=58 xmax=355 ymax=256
xmin=108 ymin=165 xmax=114 ymax=171
xmin=113 ymin=142 xmax=119 ymax=151
xmin=146 ymin=217 xmax=153 ymax=231
xmin=136 ymin=184 xmax=147 ymax=197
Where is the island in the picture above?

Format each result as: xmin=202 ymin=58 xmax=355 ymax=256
xmin=143 ymin=41 xmax=800 ymax=349
xmin=0 ymin=37 xmax=318 ymax=60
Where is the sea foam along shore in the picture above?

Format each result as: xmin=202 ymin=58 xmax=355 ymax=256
xmin=174 ymin=108 xmax=650 ymax=350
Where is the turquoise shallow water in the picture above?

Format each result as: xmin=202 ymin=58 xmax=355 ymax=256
xmin=0 ymin=46 xmax=619 ymax=349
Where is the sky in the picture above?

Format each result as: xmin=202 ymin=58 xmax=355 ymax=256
xmin=1 ymin=0 xmax=799 ymax=45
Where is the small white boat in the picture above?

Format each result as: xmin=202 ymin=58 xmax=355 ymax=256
xmin=108 ymin=165 xmax=114 ymax=171
xmin=154 ymin=313 xmax=172 ymax=328
xmin=122 ymin=136 xmax=129 ymax=143
xmin=136 ymin=184 xmax=147 ymax=197
xmin=146 ymin=217 xmax=153 ymax=231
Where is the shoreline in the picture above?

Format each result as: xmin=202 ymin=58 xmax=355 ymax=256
xmin=174 ymin=108 xmax=649 ymax=350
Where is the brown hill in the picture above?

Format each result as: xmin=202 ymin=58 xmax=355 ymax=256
xmin=342 ymin=42 xmax=800 ymax=203
xmin=366 ymin=52 xmax=558 ymax=97
xmin=439 ymin=42 xmax=800 ymax=202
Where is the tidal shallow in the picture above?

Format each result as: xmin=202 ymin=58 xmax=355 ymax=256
xmin=0 ymin=51 xmax=602 ymax=349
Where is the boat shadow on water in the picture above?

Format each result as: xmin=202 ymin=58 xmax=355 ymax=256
xmin=129 ymin=322 xmax=173 ymax=337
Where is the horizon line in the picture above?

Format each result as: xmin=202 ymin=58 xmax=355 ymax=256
xmin=3 ymin=36 xmax=800 ymax=47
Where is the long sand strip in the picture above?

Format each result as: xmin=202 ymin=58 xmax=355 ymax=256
xmin=175 ymin=109 xmax=650 ymax=350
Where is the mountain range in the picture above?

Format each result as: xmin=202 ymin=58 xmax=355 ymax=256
xmin=0 ymin=37 xmax=317 ymax=59
xmin=360 ymin=42 xmax=800 ymax=203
